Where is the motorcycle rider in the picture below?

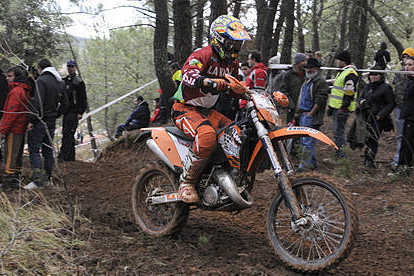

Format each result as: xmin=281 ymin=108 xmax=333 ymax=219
xmin=172 ymin=15 xmax=251 ymax=203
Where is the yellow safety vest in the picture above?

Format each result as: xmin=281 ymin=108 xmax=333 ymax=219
xmin=328 ymin=67 xmax=358 ymax=111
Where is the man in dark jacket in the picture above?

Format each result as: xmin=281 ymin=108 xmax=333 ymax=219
xmin=279 ymin=52 xmax=307 ymax=123
xmin=58 ymin=60 xmax=87 ymax=162
xmin=24 ymin=58 xmax=68 ymax=190
xmin=296 ymin=58 xmax=329 ymax=171
xmin=115 ymin=95 xmax=150 ymax=138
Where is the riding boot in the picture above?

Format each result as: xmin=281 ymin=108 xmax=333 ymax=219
xmin=179 ymin=149 xmax=208 ymax=203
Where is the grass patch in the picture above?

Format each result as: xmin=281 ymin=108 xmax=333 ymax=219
xmin=0 ymin=192 xmax=90 ymax=275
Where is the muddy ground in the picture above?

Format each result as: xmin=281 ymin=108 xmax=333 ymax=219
xmin=37 ymin=123 xmax=414 ymax=275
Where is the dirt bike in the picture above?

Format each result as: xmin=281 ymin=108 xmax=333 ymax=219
xmin=131 ymin=75 xmax=358 ymax=273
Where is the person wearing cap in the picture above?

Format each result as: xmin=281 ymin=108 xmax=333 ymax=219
xmin=392 ymin=47 xmax=414 ymax=167
xmin=115 ymin=95 xmax=150 ymax=138
xmin=327 ymin=50 xmax=358 ymax=158
xmin=279 ymin=52 xmax=307 ymax=124
xmin=58 ymin=60 xmax=87 ymax=162
xmin=296 ymin=58 xmax=329 ymax=171
xmin=357 ymin=65 xmax=395 ymax=168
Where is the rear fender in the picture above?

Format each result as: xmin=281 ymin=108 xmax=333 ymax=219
xmin=140 ymin=127 xmax=184 ymax=171
xmin=246 ymin=127 xmax=337 ymax=172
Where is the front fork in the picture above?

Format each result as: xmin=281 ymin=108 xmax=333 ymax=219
xmin=248 ymin=103 xmax=304 ymax=222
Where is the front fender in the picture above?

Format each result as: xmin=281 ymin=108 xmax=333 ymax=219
xmin=246 ymin=127 xmax=337 ymax=172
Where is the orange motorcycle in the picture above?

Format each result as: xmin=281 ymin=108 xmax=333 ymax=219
xmin=131 ymin=75 xmax=358 ymax=273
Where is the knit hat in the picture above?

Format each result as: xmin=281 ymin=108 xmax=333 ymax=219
xmin=402 ymin=47 xmax=414 ymax=58
xmin=67 ymin=60 xmax=77 ymax=66
xmin=304 ymin=58 xmax=321 ymax=68
xmin=335 ymin=50 xmax=351 ymax=64
xmin=268 ymin=54 xmax=284 ymax=69
xmin=293 ymin=52 xmax=307 ymax=64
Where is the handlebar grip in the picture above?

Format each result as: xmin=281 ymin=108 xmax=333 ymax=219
xmin=206 ymin=79 xmax=217 ymax=89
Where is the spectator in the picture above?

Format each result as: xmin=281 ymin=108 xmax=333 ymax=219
xmin=374 ymin=42 xmax=391 ymax=70
xmin=115 ymin=95 xmax=150 ymax=138
xmin=237 ymin=61 xmax=252 ymax=119
xmin=265 ymin=54 xmax=285 ymax=113
xmin=305 ymin=50 xmax=314 ymax=59
xmin=0 ymin=67 xmax=31 ymax=192
xmin=246 ymin=50 xmax=267 ymax=90
xmin=358 ymin=66 xmax=395 ymax=168
xmin=296 ymin=58 xmax=329 ymax=171
xmin=24 ymin=58 xmax=68 ymax=190
xmin=280 ymin=52 xmax=307 ymax=124
xmin=327 ymin=50 xmax=358 ymax=158
xmin=240 ymin=61 xmax=251 ymax=81
xmin=170 ymin=62 xmax=182 ymax=88
xmin=150 ymin=97 xmax=161 ymax=124
xmin=394 ymin=56 xmax=414 ymax=175
xmin=392 ymin=47 xmax=414 ymax=167
xmin=315 ymin=51 xmax=324 ymax=66
xmin=0 ymin=69 xmax=9 ymax=162
xmin=58 ymin=60 xmax=87 ymax=162
xmin=266 ymin=54 xmax=284 ymax=93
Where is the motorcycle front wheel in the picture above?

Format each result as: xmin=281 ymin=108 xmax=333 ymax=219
xmin=131 ymin=161 xmax=189 ymax=237
xmin=267 ymin=172 xmax=358 ymax=273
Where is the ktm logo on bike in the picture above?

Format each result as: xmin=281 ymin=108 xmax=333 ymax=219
xmin=287 ymin=126 xmax=319 ymax=134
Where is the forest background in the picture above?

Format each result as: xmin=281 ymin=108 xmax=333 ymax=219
xmin=0 ymin=0 xmax=413 ymax=145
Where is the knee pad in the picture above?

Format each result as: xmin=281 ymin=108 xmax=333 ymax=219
xmin=193 ymin=125 xmax=216 ymax=158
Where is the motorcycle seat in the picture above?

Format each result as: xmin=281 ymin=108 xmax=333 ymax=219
xmin=165 ymin=127 xmax=194 ymax=141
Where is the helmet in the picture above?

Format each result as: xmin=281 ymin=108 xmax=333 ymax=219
xmin=210 ymin=15 xmax=251 ymax=62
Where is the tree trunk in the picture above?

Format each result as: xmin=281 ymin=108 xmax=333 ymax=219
xmin=348 ymin=0 xmax=369 ymax=68
xmin=233 ymin=0 xmax=242 ymax=18
xmin=173 ymin=0 xmax=193 ymax=65
xmin=296 ymin=0 xmax=305 ymax=53
xmin=311 ymin=0 xmax=323 ymax=52
xmin=280 ymin=0 xmax=295 ymax=64
xmin=154 ymin=0 xmax=176 ymax=99
xmin=260 ymin=0 xmax=280 ymax=64
xmin=210 ymin=0 xmax=227 ymax=27
xmin=367 ymin=5 xmax=404 ymax=55
xmin=270 ymin=2 xmax=285 ymax=58
xmin=194 ymin=0 xmax=206 ymax=49
xmin=254 ymin=0 xmax=267 ymax=50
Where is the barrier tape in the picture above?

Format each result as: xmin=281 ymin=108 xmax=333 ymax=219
xmin=274 ymin=64 xmax=414 ymax=75
xmin=79 ymin=78 xmax=158 ymax=123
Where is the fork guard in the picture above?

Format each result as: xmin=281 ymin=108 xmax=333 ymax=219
xmin=246 ymin=127 xmax=337 ymax=173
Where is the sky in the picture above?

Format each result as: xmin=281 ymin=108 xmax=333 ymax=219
xmin=56 ymin=0 xmax=142 ymax=38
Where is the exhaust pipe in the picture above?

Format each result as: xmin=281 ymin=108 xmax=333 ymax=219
xmin=214 ymin=170 xmax=253 ymax=208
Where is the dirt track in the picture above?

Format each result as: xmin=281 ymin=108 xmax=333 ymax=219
xmin=49 ymin=126 xmax=414 ymax=275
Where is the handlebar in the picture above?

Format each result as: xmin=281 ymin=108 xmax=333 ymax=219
xmin=205 ymin=79 xmax=217 ymax=89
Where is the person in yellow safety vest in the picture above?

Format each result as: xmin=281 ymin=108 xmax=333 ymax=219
xmin=327 ymin=50 xmax=359 ymax=158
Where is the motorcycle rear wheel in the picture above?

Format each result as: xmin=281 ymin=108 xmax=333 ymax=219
xmin=267 ymin=172 xmax=358 ymax=272
xmin=131 ymin=161 xmax=189 ymax=237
